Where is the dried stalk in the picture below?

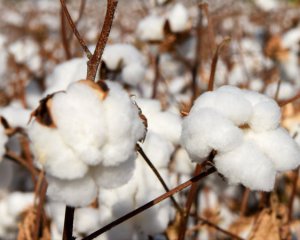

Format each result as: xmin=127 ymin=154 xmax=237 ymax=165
xmin=82 ymin=167 xmax=216 ymax=240
xmin=151 ymin=54 xmax=160 ymax=99
xmin=86 ymin=0 xmax=118 ymax=81
xmin=288 ymin=167 xmax=299 ymax=222
xmin=136 ymin=144 xmax=183 ymax=214
xmin=62 ymin=206 xmax=76 ymax=240
xmin=60 ymin=6 xmax=72 ymax=60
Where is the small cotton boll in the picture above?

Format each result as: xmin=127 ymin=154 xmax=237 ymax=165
xmin=181 ymin=109 xmax=243 ymax=162
xmin=92 ymin=157 xmax=136 ymax=189
xmin=149 ymin=111 xmax=182 ymax=144
xmin=214 ymin=141 xmax=276 ymax=191
xmin=249 ymin=100 xmax=281 ymax=132
xmin=45 ymin=58 xmax=87 ymax=94
xmin=141 ymin=131 xmax=174 ymax=168
xmin=122 ymin=63 xmax=146 ymax=86
xmin=247 ymin=128 xmax=300 ymax=171
xmin=167 ymin=3 xmax=189 ymax=33
xmin=29 ymin=122 xmax=88 ymax=179
xmin=137 ymin=15 xmax=165 ymax=41
xmin=265 ymin=82 xmax=296 ymax=100
xmin=47 ymin=175 xmax=97 ymax=207
xmin=6 ymin=192 xmax=34 ymax=217
xmin=74 ymin=208 xmax=100 ymax=236
xmin=51 ymin=83 xmax=107 ymax=165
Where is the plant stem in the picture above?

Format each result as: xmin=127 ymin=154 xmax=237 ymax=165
xmin=82 ymin=167 xmax=216 ymax=240
xmin=62 ymin=206 xmax=75 ymax=240
xmin=136 ymin=144 xmax=183 ymax=214
xmin=288 ymin=167 xmax=299 ymax=222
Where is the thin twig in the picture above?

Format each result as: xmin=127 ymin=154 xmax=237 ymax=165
xmin=67 ymin=0 xmax=87 ymax=41
xmin=288 ymin=167 xmax=299 ymax=222
xmin=86 ymin=0 xmax=118 ymax=81
xmin=278 ymin=91 xmax=300 ymax=107
xmin=208 ymin=37 xmax=231 ymax=92
xmin=62 ymin=206 xmax=76 ymax=240
xmin=188 ymin=214 xmax=244 ymax=240
xmin=136 ymin=144 xmax=183 ymax=214
xmin=82 ymin=167 xmax=216 ymax=240
xmin=240 ymin=188 xmax=250 ymax=216
xmin=151 ymin=54 xmax=160 ymax=99
xmin=60 ymin=0 xmax=92 ymax=58
xmin=60 ymin=6 xmax=72 ymax=59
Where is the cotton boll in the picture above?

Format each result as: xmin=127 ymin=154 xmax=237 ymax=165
xmin=167 ymin=3 xmax=189 ymax=33
xmin=265 ymin=82 xmax=296 ymax=100
xmin=74 ymin=208 xmax=100 ymax=236
xmin=249 ymin=100 xmax=281 ymax=132
xmin=0 ymin=103 xmax=31 ymax=128
xmin=148 ymin=111 xmax=182 ymax=144
xmin=92 ymin=157 xmax=136 ymax=189
xmin=137 ymin=15 xmax=165 ymax=42
xmin=47 ymin=175 xmax=97 ymax=207
xmin=247 ymin=128 xmax=300 ymax=171
xmin=45 ymin=58 xmax=87 ymax=94
xmin=174 ymin=148 xmax=195 ymax=175
xmin=51 ymin=83 xmax=106 ymax=165
xmin=122 ymin=63 xmax=146 ymax=86
xmin=141 ymin=131 xmax=174 ymax=168
xmin=29 ymin=121 xmax=88 ymax=179
xmin=181 ymin=109 xmax=243 ymax=162
xmin=214 ymin=141 xmax=276 ymax=191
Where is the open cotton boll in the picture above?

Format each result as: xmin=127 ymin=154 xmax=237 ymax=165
xmin=47 ymin=175 xmax=97 ymax=207
xmin=181 ymin=108 xmax=243 ymax=162
xmin=92 ymin=158 xmax=136 ymax=189
xmin=141 ymin=131 xmax=174 ymax=168
xmin=74 ymin=208 xmax=101 ymax=236
xmin=167 ymin=3 xmax=189 ymax=33
xmin=122 ymin=63 xmax=146 ymax=86
xmin=29 ymin=122 xmax=88 ymax=179
xmin=137 ymin=15 xmax=165 ymax=42
xmin=248 ymin=100 xmax=281 ymax=132
xmin=214 ymin=141 xmax=276 ymax=191
xmin=265 ymin=81 xmax=296 ymax=100
xmin=246 ymin=128 xmax=300 ymax=171
xmin=51 ymin=83 xmax=106 ymax=166
xmin=45 ymin=58 xmax=87 ymax=94
xmin=174 ymin=148 xmax=195 ymax=175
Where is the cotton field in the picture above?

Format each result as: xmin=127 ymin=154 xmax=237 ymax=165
xmin=1 ymin=0 xmax=300 ymax=239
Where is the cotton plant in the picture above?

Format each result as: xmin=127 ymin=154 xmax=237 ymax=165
xmin=101 ymin=44 xmax=147 ymax=86
xmin=181 ymin=85 xmax=300 ymax=191
xmin=97 ymin=131 xmax=174 ymax=240
xmin=28 ymin=79 xmax=146 ymax=207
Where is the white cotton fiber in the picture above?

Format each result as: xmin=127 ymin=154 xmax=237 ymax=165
xmin=47 ymin=175 xmax=97 ymax=207
xmin=6 ymin=192 xmax=34 ymax=217
xmin=247 ymin=128 xmax=300 ymax=171
xmin=137 ymin=15 xmax=165 ymax=41
xmin=74 ymin=207 xmax=100 ymax=236
xmin=141 ymin=131 xmax=174 ymax=168
xmin=214 ymin=141 xmax=276 ymax=191
xmin=29 ymin=122 xmax=88 ymax=179
xmin=167 ymin=3 xmax=189 ymax=33
xmin=174 ymin=148 xmax=195 ymax=175
xmin=0 ymin=103 xmax=31 ymax=128
xmin=249 ymin=100 xmax=281 ymax=132
xmin=122 ymin=62 xmax=145 ymax=86
xmin=92 ymin=158 xmax=136 ymax=189
xmin=181 ymin=108 xmax=243 ymax=162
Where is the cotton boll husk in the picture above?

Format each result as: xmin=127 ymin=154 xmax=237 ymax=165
xmin=92 ymin=157 xmax=136 ymax=189
xmin=45 ymin=58 xmax=87 ymax=94
xmin=167 ymin=3 xmax=189 ymax=33
xmin=74 ymin=208 xmax=101 ymax=236
xmin=174 ymin=148 xmax=195 ymax=175
xmin=191 ymin=88 xmax=253 ymax=126
xmin=6 ymin=192 xmax=34 ymax=217
xmin=137 ymin=15 xmax=165 ymax=41
xmin=246 ymin=128 xmax=300 ymax=171
xmin=214 ymin=141 xmax=276 ymax=191
xmin=122 ymin=63 xmax=146 ymax=86
xmin=141 ymin=131 xmax=174 ymax=168
xmin=51 ymin=82 xmax=106 ymax=165
xmin=47 ymin=175 xmax=97 ymax=207
xmin=249 ymin=100 xmax=281 ymax=132
xmin=29 ymin=121 xmax=88 ymax=179
xmin=0 ymin=123 xmax=7 ymax=160
xmin=148 ymin=111 xmax=182 ymax=144
xmin=181 ymin=108 xmax=243 ymax=162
